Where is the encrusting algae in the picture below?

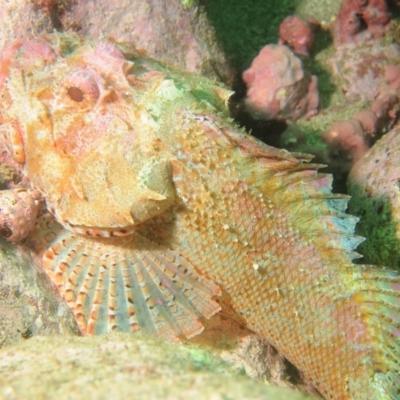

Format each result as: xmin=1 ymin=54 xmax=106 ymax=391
xmin=0 ymin=33 xmax=399 ymax=399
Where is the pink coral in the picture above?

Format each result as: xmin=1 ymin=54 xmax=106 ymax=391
xmin=353 ymin=109 xmax=378 ymax=135
xmin=371 ymin=92 xmax=399 ymax=130
xmin=384 ymin=64 xmax=400 ymax=90
xmin=322 ymin=119 xmax=369 ymax=162
xmin=242 ymin=44 xmax=319 ymax=122
xmin=332 ymin=0 xmax=391 ymax=46
xmin=322 ymin=65 xmax=400 ymax=165
xmin=278 ymin=15 xmax=315 ymax=57
xmin=371 ymin=65 xmax=400 ymax=131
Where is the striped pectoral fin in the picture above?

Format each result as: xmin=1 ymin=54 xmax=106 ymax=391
xmin=34 ymin=215 xmax=221 ymax=341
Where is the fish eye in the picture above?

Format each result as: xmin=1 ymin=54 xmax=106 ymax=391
xmin=63 ymin=70 xmax=100 ymax=108
xmin=67 ymin=86 xmax=84 ymax=102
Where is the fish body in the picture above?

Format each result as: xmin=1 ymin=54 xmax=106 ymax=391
xmin=0 ymin=33 xmax=399 ymax=399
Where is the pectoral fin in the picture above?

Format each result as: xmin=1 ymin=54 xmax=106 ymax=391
xmin=31 ymin=214 xmax=221 ymax=341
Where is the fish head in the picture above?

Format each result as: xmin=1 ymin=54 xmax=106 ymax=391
xmin=0 ymin=34 xmax=178 ymax=236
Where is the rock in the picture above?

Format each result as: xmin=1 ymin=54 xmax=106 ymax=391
xmin=322 ymin=46 xmax=400 ymax=169
xmin=242 ymin=44 xmax=319 ymax=122
xmin=59 ymin=0 xmax=234 ymax=84
xmin=332 ymin=0 xmax=391 ymax=47
xmin=0 ymin=334 xmax=315 ymax=400
xmin=328 ymin=42 xmax=400 ymax=103
xmin=278 ymin=16 xmax=315 ymax=57
xmin=322 ymin=118 xmax=369 ymax=163
xmin=0 ymin=0 xmax=234 ymax=85
xmin=0 ymin=239 xmax=78 ymax=348
xmin=295 ymin=0 xmax=341 ymax=27
xmin=0 ymin=0 xmax=54 ymax=49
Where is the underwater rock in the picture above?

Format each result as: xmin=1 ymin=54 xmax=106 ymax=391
xmin=321 ymin=99 xmax=398 ymax=166
xmin=58 ymin=0 xmax=234 ymax=84
xmin=322 ymin=118 xmax=369 ymax=163
xmin=0 ymin=239 xmax=78 ymax=348
xmin=0 ymin=334 xmax=314 ymax=400
xmin=0 ymin=0 xmax=54 ymax=49
xmin=242 ymin=44 xmax=319 ymax=121
xmin=328 ymin=42 xmax=400 ymax=103
xmin=322 ymin=52 xmax=400 ymax=166
xmin=0 ymin=0 xmax=234 ymax=85
xmin=332 ymin=0 xmax=391 ymax=47
xmin=385 ymin=64 xmax=400 ymax=90
xmin=278 ymin=15 xmax=315 ymax=57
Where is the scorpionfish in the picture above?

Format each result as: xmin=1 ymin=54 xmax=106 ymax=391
xmin=0 ymin=33 xmax=399 ymax=399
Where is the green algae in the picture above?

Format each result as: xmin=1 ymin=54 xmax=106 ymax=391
xmin=180 ymin=0 xmax=196 ymax=8
xmin=297 ymin=101 xmax=368 ymax=145
xmin=202 ymin=0 xmax=342 ymax=72
xmin=348 ymin=185 xmax=400 ymax=270
xmin=203 ymin=0 xmax=297 ymax=70
xmin=295 ymin=0 xmax=341 ymax=25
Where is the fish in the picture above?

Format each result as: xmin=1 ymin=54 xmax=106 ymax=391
xmin=0 ymin=32 xmax=399 ymax=399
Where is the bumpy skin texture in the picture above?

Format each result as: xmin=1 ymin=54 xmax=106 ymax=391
xmin=1 ymin=34 xmax=400 ymax=400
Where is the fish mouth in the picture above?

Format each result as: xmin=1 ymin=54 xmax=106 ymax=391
xmin=58 ymin=220 xmax=137 ymax=238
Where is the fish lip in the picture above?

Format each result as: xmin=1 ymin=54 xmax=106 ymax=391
xmin=59 ymin=220 xmax=137 ymax=238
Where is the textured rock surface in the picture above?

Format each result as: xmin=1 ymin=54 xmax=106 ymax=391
xmin=0 ymin=239 xmax=78 ymax=348
xmin=295 ymin=0 xmax=340 ymax=26
xmin=332 ymin=0 xmax=391 ymax=47
xmin=0 ymin=0 xmax=233 ymax=85
xmin=59 ymin=0 xmax=234 ymax=84
xmin=278 ymin=16 xmax=315 ymax=57
xmin=0 ymin=334 xmax=314 ymax=400
xmin=328 ymin=42 xmax=400 ymax=103
xmin=0 ymin=0 xmax=54 ymax=49
xmin=242 ymin=44 xmax=319 ymax=121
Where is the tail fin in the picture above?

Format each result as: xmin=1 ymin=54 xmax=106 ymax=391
xmin=349 ymin=266 xmax=400 ymax=399
xmin=31 ymin=214 xmax=221 ymax=342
